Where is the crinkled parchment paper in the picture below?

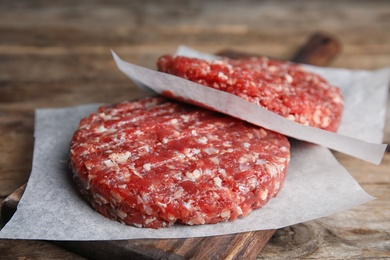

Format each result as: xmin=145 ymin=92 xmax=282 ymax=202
xmin=0 ymin=47 xmax=389 ymax=241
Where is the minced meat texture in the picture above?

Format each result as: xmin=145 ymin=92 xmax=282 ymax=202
xmin=69 ymin=97 xmax=290 ymax=229
xmin=157 ymin=55 xmax=343 ymax=132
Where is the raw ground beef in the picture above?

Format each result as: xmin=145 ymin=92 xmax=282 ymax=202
xmin=69 ymin=97 xmax=290 ymax=228
xmin=157 ymin=55 xmax=343 ymax=132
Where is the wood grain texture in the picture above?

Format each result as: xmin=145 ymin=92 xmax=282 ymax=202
xmin=55 ymin=231 xmax=277 ymax=260
xmin=1 ymin=0 xmax=390 ymax=259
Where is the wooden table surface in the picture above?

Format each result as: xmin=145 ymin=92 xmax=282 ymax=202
xmin=1 ymin=0 xmax=389 ymax=259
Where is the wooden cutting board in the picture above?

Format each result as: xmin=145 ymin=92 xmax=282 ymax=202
xmin=1 ymin=33 xmax=340 ymax=260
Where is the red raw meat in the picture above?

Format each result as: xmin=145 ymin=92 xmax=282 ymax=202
xmin=70 ymin=97 xmax=290 ymax=228
xmin=157 ymin=55 xmax=343 ymax=132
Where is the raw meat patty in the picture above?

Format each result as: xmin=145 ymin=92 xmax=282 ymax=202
xmin=157 ymin=55 xmax=343 ymax=132
xmin=69 ymin=97 xmax=290 ymax=229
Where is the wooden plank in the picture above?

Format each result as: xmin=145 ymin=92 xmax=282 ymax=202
xmin=56 ymin=231 xmax=277 ymax=260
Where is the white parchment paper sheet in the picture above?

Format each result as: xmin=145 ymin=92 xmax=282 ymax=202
xmin=0 ymin=48 xmax=389 ymax=241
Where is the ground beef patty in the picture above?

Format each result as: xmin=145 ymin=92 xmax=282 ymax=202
xmin=69 ymin=97 xmax=290 ymax=229
xmin=157 ymin=55 xmax=343 ymax=132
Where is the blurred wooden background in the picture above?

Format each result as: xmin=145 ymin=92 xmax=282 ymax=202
xmin=1 ymin=0 xmax=389 ymax=258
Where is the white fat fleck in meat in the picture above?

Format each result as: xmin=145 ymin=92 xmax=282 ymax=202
xmin=239 ymin=162 xmax=251 ymax=171
xmin=238 ymin=185 xmax=247 ymax=192
xmin=275 ymin=181 xmax=281 ymax=190
xmin=286 ymin=114 xmax=295 ymax=121
xmin=220 ymin=209 xmax=231 ymax=219
xmin=141 ymin=192 xmax=151 ymax=204
xmin=134 ymin=129 xmax=143 ymax=135
xmin=248 ymin=177 xmax=257 ymax=190
xmin=227 ymin=148 xmax=234 ymax=153
xmin=246 ymin=133 xmax=254 ymax=139
xmin=162 ymin=137 xmax=169 ymax=144
xmin=172 ymin=130 xmax=180 ymax=137
xmin=117 ymin=209 xmax=128 ymax=219
xmin=243 ymin=142 xmax=251 ymax=149
xmin=209 ymin=157 xmax=219 ymax=165
xmin=236 ymin=206 xmax=243 ymax=215
xmin=140 ymin=145 xmax=150 ymax=153
xmin=85 ymin=177 xmax=91 ymax=190
xmin=175 ymin=152 xmax=186 ymax=160
xmin=191 ymin=130 xmax=198 ymax=136
xmin=167 ymin=214 xmax=175 ymax=221
xmin=95 ymin=125 xmax=107 ymax=133
xmin=84 ymin=161 xmax=94 ymax=170
xmin=321 ymin=116 xmax=331 ymax=128
xmin=203 ymin=169 xmax=212 ymax=175
xmin=204 ymin=147 xmax=219 ymax=155
xmin=118 ymin=184 xmax=127 ymax=189
xmin=238 ymin=156 xmax=246 ymax=164
xmin=110 ymin=190 xmax=123 ymax=203
xmin=186 ymin=169 xmax=202 ymax=181
xmin=172 ymin=172 xmax=182 ymax=181
xmin=188 ymin=214 xmax=206 ymax=225
xmin=197 ymin=136 xmax=208 ymax=144
xmin=267 ymin=65 xmax=278 ymax=72
xmin=218 ymin=168 xmax=227 ymax=177
xmin=217 ymin=71 xmax=229 ymax=81
xmin=281 ymin=146 xmax=289 ymax=153
xmin=180 ymin=114 xmax=190 ymax=122
xmin=145 ymin=217 xmax=156 ymax=225
xmin=256 ymin=159 xmax=266 ymax=165
xmin=213 ymin=177 xmax=222 ymax=188
xmin=184 ymin=148 xmax=201 ymax=158
xmin=109 ymin=151 xmax=131 ymax=163
xmin=143 ymin=163 xmax=151 ymax=171
xmin=223 ymin=141 xmax=232 ymax=147
xmin=333 ymin=95 xmax=343 ymax=104
xmin=128 ymin=163 xmax=143 ymax=178
xmin=206 ymin=133 xmax=220 ymax=141
xmin=265 ymin=163 xmax=278 ymax=177
xmin=284 ymin=73 xmax=293 ymax=83
xmin=103 ymin=159 xmax=116 ymax=168
xmin=182 ymin=200 xmax=194 ymax=210
xmin=313 ymin=109 xmax=322 ymax=125
xmin=260 ymin=189 xmax=269 ymax=200
xmin=173 ymin=187 xmax=184 ymax=199
xmin=166 ymin=165 xmax=176 ymax=170
xmin=137 ymin=195 xmax=143 ymax=204
xmin=99 ymin=112 xmax=114 ymax=121
xmin=93 ymin=193 xmax=108 ymax=204
xmin=227 ymin=78 xmax=236 ymax=85
xmin=170 ymin=118 xmax=178 ymax=124
xmin=298 ymin=115 xmax=307 ymax=124
xmin=132 ymin=169 xmax=143 ymax=178
xmin=259 ymin=129 xmax=268 ymax=138
xmin=157 ymin=202 xmax=167 ymax=213
xmin=133 ymin=223 xmax=143 ymax=228
xmin=143 ymin=205 xmax=153 ymax=215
